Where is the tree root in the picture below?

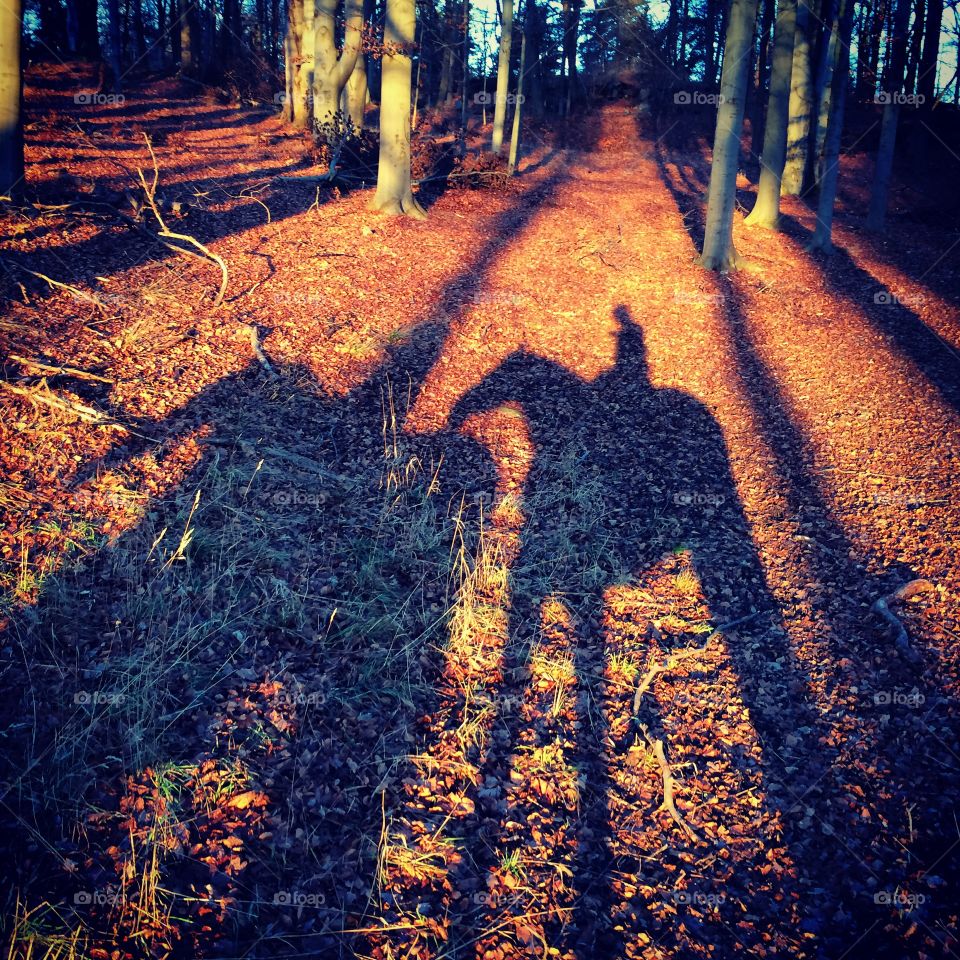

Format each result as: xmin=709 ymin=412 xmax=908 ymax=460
xmin=872 ymin=579 xmax=935 ymax=664
xmin=244 ymin=323 xmax=277 ymax=378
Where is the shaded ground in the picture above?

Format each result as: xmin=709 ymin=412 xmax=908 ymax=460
xmin=2 ymin=69 xmax=959 ymax=960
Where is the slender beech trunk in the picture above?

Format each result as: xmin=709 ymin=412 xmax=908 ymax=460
xmin=746 ymin=0 xmax=797 ymax=227
xmin=313 ymin=0 xmax=364 ymax=131
xmin=106 ymin=0 xmax=123 ymax=89
xmin=808 ymin=0 xmax=854 ymax=249
xmin=806 ymin=0 xmax=838 ymax=191
xmin=906 ymin=0 xmax=925 ymax=92
xmin=292 ymin=0 xmax=313 ymax=126
xmin=867 ymin=0 xmax=910 ymax=228
xmin=491 ymin=0 xmax=513 ymax=152
xmin=751 ymin=0 xmax=776 ymax=158
xmin=346 ymin=53 xmax=368 ymax=129
xmin=284 ymin=0 xmax=302 ymax=121
xmin=781 ymin=0 xmax=812 ymax=193
xmin=0 ymin=0 xmax=23 ymax=200
xmin=460 ymin=0 xmax=469 ymax=129
xmin=699 ymin=0 xmax=761 ymax=271
xmin=371 ymin=0 xmax=425 ymax=217
xmin=179 ymin=0 xmax=195 ymax=73
xmin=912 ymin=0 xmax=943 ymax=163
xmin=917 ymin=0 xmax=943 ymax=103
xmin=508 ymin=28 xmax=525 ymax=173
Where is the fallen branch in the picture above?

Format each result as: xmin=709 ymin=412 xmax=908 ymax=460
xmin=244 ymin=323 xmax=277 ymax=378
xmin=640 ymin=724 xmax=702 ymax=844
xmin=3 ymin=263 xmax=107 ymax=310
xmin=137 ymin=135 xmax=229 ymax=307
xmin=872 ymin=579 xmax=935 ymax=664
xmin=9 ymin=354 xmax=112 ymax=383
xmin=0 ymin=381 xmax=158 ymax=441
xmin=631 ymin=612 xmax=760 ymax=718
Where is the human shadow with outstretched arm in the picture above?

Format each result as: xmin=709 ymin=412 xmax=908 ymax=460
xmin=417 ymin=305 xmax=840 ymax=958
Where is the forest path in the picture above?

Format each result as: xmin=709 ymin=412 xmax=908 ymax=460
xmin=363 ymin=106 xmax=960 ymax=958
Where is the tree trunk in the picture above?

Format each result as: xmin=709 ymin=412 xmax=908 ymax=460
xmin=911 ymin=0 xmax=943 ymax=164
xmin=917 ymin=0 xmax=943 ymax=103
xmin=292 ymin=0 xmax=313 ymax=126
xmin=70 ymin=0 xmax=99 ymax=58
xmin=781 ymin=0 xmax=812 ymax=194
xmin=808 ymin=0 xmax=854 ymax=249
xmin=867 ymin=0 xmax=910 ymax=228
xmin=346 ymin=53 xmax=368 ymax=129
xmin=751 ymin=0 xmax=776 ymax=158
xmin=106 ymin=0 xmax=123 ymax=89
xmin=905 ymin=0 xmax=925 ymax=93
xmin=284 ymin=0 xmax=302 ymax=121
xmin=0 ymin=0 xmax=23 ymax=201
xmin=179 ymin=0 xmax=195 ymax=73
xmin=699 ymin=0 xmax=761 ymax=271
xmin=745 ymin=0 xmax=797 ymax=227
xmin=491 ymin=0 xmax=513 ymax=152
xmin=371 ymin=0 xmax=425 ymax=217
xmin=461 ymin=0 xmax=470 ymax=129
xmin=313 ymin=0 xmax=364 ymax=132
xmin=508 ymin=29 xmax=525 ymax=172
xmin=799 ymin=0 xmax=833 ymax=193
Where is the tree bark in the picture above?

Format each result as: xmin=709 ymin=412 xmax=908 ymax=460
xmin=751 ymin=0 xmax=776 ymax=158
xmin=745 ymin=0 xmax=797 ymax=228
xmin=867 ymin=0 xmax=910 ymax=228
xmin=0 ymin=0 xmax=24 ymax=201
xmin=699 ymin=0 xmax=761 ymax=271
xmin=781 ymin=0 xmax=812 ymax=194
xmin=346 ymin=52 xmax=368 ymax=129
xmin=313 ymin=0 xmax=364 ymax=131
xmin=808 ymin=0 xmax=854 ymax=250
xmin=371 ymin=0 xmax=426 ymax=217
xmin=508 ymin=28 xmax=525 ymax=172
xmin=491 ymin=0 xmax=513 ymax=152
xmin=179 ymin=0 xmax=196 ymax=74
xmin=106 ymin=0 xmax=123 ymax=89
xmin=292 ymin=0 xmax=313 ymax=126
xmin=801 ymin=0 xmax=835 ymax=193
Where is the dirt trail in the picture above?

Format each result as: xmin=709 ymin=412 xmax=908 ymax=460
xmin=366 ymin=107 xmax=960 ymax=958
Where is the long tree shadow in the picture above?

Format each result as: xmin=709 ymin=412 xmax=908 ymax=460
xmin=654 ymin=141 xmax=960 ymax=957
xmin=776 ymin=211 xmax=960 ymax=418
